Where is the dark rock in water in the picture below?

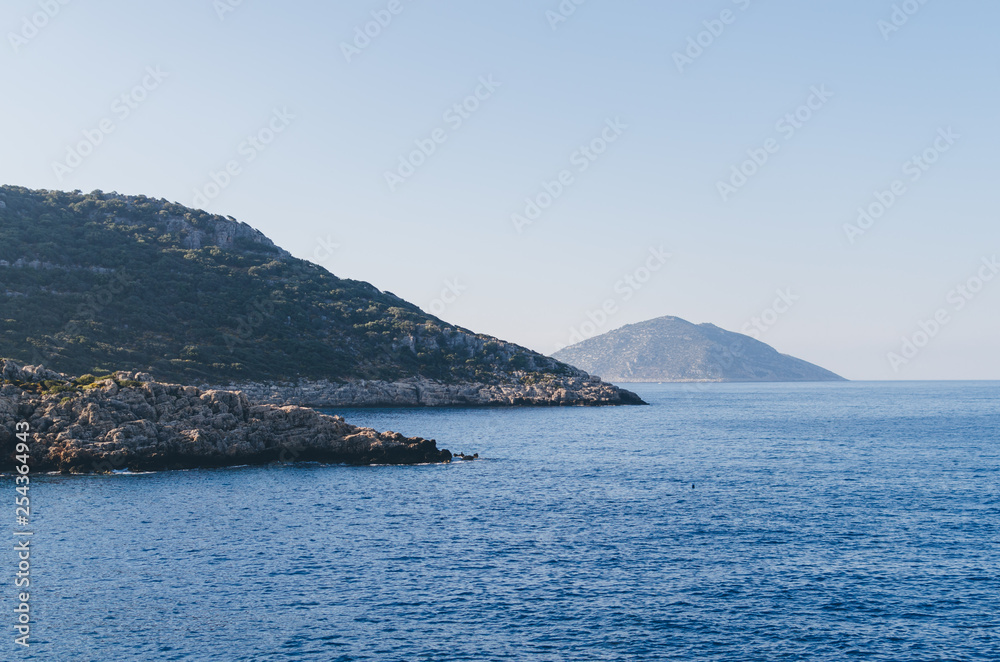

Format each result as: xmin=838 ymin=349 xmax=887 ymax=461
xmin=552 ymin=315 xmax=845 ymax=383
xmin=0 ymin=359 xmax=451 ymax=473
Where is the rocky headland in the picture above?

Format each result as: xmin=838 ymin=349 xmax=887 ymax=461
xmin=0 ymin=186 xmax=645 ymax=408
xmin=0 ymin=359 xmax=451 ymax=474
xmin=208 ymin=375 xmax=646 ymax=408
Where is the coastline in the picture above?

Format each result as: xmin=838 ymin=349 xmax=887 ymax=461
xmin=0 ymin=360 xmax=451 ymax=474
xmin=205 ymin=376 xmax=648 ymax=408
xmin=1 ymin=358 xmax=645 ymax=474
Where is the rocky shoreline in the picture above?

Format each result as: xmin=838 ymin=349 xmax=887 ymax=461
xmin=0 ymin=360 xmax=451 ymax=474
xmin=206 ymin=376 xmax=647 ymax=408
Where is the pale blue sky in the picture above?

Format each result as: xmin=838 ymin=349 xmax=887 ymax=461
xmin=2 ymin=0 xmax=997 ymax=380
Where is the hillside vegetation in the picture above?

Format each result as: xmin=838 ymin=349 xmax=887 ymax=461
xmin=0 ymin=186 xmax=577 ymax=386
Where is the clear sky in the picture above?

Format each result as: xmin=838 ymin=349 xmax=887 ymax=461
xmin=2 ymin=0 xmax=997 ymax=380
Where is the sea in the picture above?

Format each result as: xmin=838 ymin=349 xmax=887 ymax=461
xmin=4 ymin=381 xmax=999 ymax=661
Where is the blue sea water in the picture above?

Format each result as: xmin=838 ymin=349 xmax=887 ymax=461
xmin=3 ymin=381 xmax=999 ymax=661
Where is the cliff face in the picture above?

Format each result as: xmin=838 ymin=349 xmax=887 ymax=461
xmin=552 ymin=316 xmax=844 ymax=383
xmin=0 ymin=359 xmax=450 ymax=473
xmin=0 ymin=186 xmax=643 ymax=407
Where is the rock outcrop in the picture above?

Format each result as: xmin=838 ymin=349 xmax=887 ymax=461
xmin=208 ymin=375 xmax=647 ymax=408
xmin=0 ymin=360 xmax=451 ymax=473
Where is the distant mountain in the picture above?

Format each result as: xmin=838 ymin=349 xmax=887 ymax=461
xmin=551 ymin=316 xmax=844 ymax=383
xmin=0 ymin=186 xmax=642 ymax=406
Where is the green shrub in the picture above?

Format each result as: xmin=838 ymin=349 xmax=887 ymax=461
xmin=0 ymin=185 xmax=581 ymax=387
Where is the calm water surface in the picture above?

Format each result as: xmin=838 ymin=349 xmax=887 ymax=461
xmin=3 ymin=382 xmax=999 ymax=660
